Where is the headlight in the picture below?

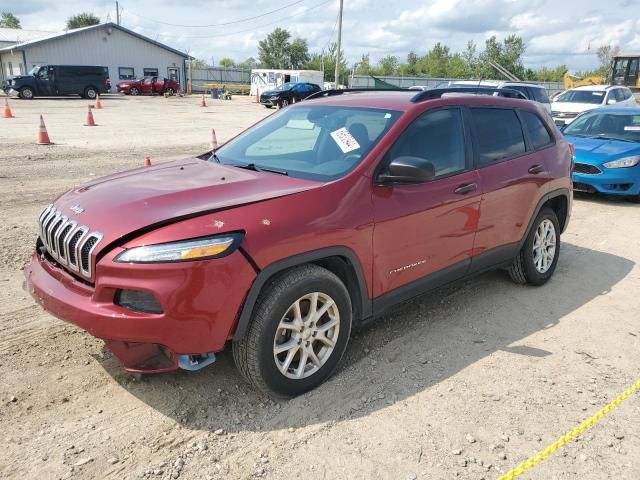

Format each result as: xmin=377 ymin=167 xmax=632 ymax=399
xmin=115 ymin=234 xmax=242 ymax=263
xmin=603 ymin=156 xmax=640 ymax=169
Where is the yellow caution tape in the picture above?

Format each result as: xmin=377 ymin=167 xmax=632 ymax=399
xmin=498 ymin=378 xmax=640 ymax=480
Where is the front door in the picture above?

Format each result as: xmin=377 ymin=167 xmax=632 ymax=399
xmin=34 ymin=66 xmax=55 ymax=95
xmin=372 ymin=107 xmax=481 ymax=301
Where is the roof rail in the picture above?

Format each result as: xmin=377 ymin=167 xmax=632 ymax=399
xmin=411 ymin=87 xmax=528 ymax=103
xmin=305 ymin=88 xmax=405 ymax=101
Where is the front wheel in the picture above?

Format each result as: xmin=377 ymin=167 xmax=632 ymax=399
xmin=279 ymin=98 xmax=290 ymax=108
xmin=508 ymin=207 xmax=560 ymax=286
xmin=19 ymin=86 xmax=35 ymax=99
xmin=84 ymin=86 xmax=98 ymax=100
xmin=129 ymin=87 xmax=139 ymax=96
xmin=165 ymin=87 xmax=174 ymax=95
xmin=233 ymin=265 xmax=352 ymax=398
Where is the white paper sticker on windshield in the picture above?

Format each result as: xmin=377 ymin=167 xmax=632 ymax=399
xmin=592 ymin=92 xmax=604 ymax=96
xmin=330 ymin=127 xmax=360 ymax=153
xmin=624 ymin=126 xmax=640 ymax=131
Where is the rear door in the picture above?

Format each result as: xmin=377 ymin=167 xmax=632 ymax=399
xmin=470 ymin=107 xmax=553 ymax=268
xmin=372 ymin=107 xmax=482 ymax=300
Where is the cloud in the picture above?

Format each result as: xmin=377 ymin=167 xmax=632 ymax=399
xmin=9 ymin=0 xmax=640 ymax=71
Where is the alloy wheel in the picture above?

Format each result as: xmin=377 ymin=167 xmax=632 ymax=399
xmin=273 ymin=292 xmax=340 ymax=379
xmin=532 ymin=219 xmax=556 ymax=274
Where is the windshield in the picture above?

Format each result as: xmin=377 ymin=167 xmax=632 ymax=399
xmin=555 ymin=90 xmax=605 ymax=105
xmin=275 ymin=82 xmax=294 ymax=91
xmin=28 ymin=66 xmax=41 ymax=75
xmin=213 ymin=105 xmax=402 ymax=181
xmin=564 ymin=111 xmax=640 ymax=143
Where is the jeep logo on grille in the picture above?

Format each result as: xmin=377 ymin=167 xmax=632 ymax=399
xmin=70 ymin=205 xmax=84 ymax=215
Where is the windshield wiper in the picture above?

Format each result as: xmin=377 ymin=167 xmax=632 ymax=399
xmin=593 ymin=135 xmax=636 ymax=143
xmin=232 ymin=163 xmax=288 ymax=176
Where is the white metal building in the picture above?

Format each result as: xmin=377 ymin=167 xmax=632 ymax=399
xmin=0 ymin=23 xmax=189 ymax=90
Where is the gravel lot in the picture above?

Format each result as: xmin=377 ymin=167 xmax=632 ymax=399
xmin=0 ymin=94 xmax=639 ymax=480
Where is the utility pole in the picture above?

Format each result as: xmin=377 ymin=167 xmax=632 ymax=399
xmin=115 ymin=1 xmax=121 ymax=25
xmin=334 ymin=0 xmax=343 ymax=88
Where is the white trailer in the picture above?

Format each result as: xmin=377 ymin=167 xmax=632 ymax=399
xmin=250 ymin=69 xmax=324 ymax=96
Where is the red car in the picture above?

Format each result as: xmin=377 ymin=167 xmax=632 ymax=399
xmin=116 ymin=76 xmax=179 ymax=95
xmin=24 ymin=88 xmax=572 ymax=397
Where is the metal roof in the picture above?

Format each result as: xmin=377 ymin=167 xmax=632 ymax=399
xmin=0 ymin=27 xmax=56 ymax=44
xmin=0 ymin=23 xmax=191 ymax=58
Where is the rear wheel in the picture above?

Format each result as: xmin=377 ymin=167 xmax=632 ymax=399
xmin=233 ymin=264 xmax=352 ymax=398
xmin=19 ymin=86 xmax=34 ymax=99
xmin=508 ymin=208 xmax=560 ymax=286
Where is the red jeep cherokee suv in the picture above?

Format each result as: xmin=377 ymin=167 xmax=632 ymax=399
xmin=24 ymin=88 xmax=572 ymax=397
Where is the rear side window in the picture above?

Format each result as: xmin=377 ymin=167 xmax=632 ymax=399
xmin=472 ymin=108 xmax=526 ymax=165
xmin=521 ymin=111 xmax=553 ymax=150
xmin=531 ymin=87 xmax=550 ymax=104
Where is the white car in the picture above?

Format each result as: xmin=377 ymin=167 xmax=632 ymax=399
xmin=446 ymin=80 xmax=552 ymax=113
xmin=551 ymin=85 xmax=636 ymax=126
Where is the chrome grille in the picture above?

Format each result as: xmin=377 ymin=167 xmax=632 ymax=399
xmin=37 ymin=204 xmax=103 ymax=279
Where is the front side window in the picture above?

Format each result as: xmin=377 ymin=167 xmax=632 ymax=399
xmin=521 ymin=111 xmax=553 ymax=150
xmin=472 ymin=108 xmax=526 ymax=165
xmin=214 ymin=105 xmax=401 ymax=181
xmin=119 ymin=67 xmax=135 ymax=80
xmin=386 ymin=108 xmax=467 ymax=178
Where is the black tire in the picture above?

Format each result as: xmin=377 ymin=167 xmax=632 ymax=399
xmin=233 ymin=264 xmax=352 ymax=398
xmin=130 ymin=87 xmax=140 ymax=96
xmin=508 ymin=207 xmax=560 ymax=286
xmin=264 ymin=105 xmax=273 ymax=109
xmin=279 ymin=97 xmax=290 ymax=108
xmin=84 ymin=86 xmax=98 ymax=100
xmin=19 ymin=86 xmax=35 ymax=99
xmin=165 ymin=87 xmax=174 ymax=95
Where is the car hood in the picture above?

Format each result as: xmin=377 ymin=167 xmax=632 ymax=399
xmin=551 ymin=102 xmax=600 ymax=114
xmin=565 ymin=135 xmax=640 ymax=165
xmin=52 ymin=157 xmax=322 ymax=248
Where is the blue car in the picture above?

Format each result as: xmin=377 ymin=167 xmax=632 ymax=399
xmin=563 ymin=107 xmax=640 ymax=203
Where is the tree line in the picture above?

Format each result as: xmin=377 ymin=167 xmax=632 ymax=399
xmin=216 ymin=28 xmax=616 ymax=85
xmin=1 ymin=11 xmax=100 ymax=30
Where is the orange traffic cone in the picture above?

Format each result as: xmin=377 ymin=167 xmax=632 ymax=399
xmin=200 ymin=94 xmax=207 ymax=108
xmin=144 ymin=156 xmax=152 ymax=167
xmin=3 ymin=98 xmax=13 ymax=118
xmin=37 ymin=115 xmax=52 ymax=145
xmin=210 ymin=128 xmax=218 ymax=151
xmin=94 ymin=94 xmax=103 ymax=109
xmin=84 ymin=104 xmax=96 ymax=126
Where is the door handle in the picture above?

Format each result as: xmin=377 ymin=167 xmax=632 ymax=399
xmin=528 ymin=164 xmax=545 ymax=175
xmin=454 ymin=183 xmax=478 ymax=195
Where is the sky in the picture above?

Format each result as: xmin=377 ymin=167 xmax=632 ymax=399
xmin=10 ymin=0 xmax=640 ymax=72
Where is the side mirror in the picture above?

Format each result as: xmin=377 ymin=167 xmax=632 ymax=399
xmin=377 ymin=156 xmax=435 ymax=184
